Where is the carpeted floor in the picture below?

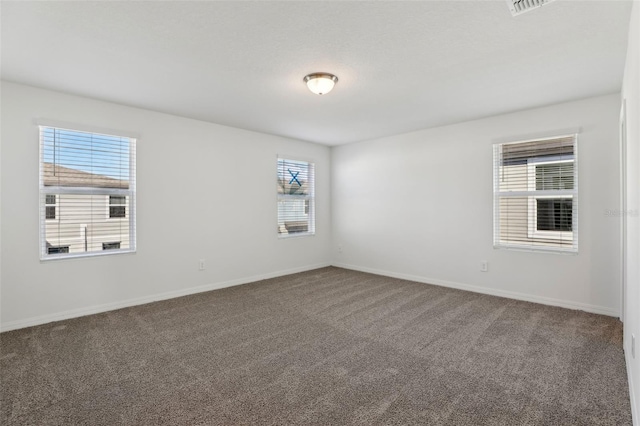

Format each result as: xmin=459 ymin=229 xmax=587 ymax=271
xmin=0 ymin=267 xmax=631 ymax=425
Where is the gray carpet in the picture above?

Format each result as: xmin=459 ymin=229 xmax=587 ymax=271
xmin=0 ymin=267 xmax=631 ymax=425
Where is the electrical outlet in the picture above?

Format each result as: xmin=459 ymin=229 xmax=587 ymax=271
xmin=632 ymin=334 xmax=636 ymax=359
xmin=480 ymin=261 xmax=488 ymax=272
xmin=198 ymin=259 xmax=205 ymax=271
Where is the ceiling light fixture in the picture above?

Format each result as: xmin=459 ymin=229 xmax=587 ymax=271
xmin=304 ymin=73 xmax=338 ymax=95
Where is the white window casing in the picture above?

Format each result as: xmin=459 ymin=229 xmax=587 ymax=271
xmin=39 ymin=125 xmax=136 ymax=260
xmin=493 ymin=134 xmax=578 ymax=253
xmin=277 ymin=157 xmax=315 ymax=238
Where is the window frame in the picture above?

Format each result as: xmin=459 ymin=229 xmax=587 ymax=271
xmin=39 ymin=123 xmax=137 ymax=260
xmin=526 ymin=159 xmax=574 ymax=241
xmin=276 ymin=156 xmax=315 ymax=239
xmin=493 ymin=134 xmax=578 ymax=254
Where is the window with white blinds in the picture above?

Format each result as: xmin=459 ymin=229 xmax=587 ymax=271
xmin=39 ymin=125 xmax=136 ymax=259
xmin=277 ymin=157 xmax=315 ymax=237
xmin=493 ymin=135 xmax=578 ymax=253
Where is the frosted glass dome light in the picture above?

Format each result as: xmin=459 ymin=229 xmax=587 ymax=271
xmin=304 ymin=73 xmax=338 ymax=95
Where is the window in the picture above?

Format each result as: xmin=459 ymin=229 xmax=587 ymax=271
xmin=277 ymin=157 xmax=315 ymax=237
xmin=39 ymin=125 xmax=136 ymax=259
xmin=102 ymin=242 xmax=121 ymax=250
xmin=109 ymin=195 xmax=126 ymax=218
xmin=536 ymin=199 xmax=572 ymax=231
xmin=47 ymin=245 xmax=69 ymax=255
xmin=45 ymin=194 xmax=57 ymax=220
xmin=527 ymin=160 xmax=574 ymax=240
xmin=493 ymin=135 xmax=577 ymax=252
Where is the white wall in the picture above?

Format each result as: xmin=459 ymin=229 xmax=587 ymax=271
xmin=0 ymin=81 xmax=331 ymax=330
xmin=622 ymin=1 xmax=640 ymax=422
xmin=332 ymin=93 xmax=621 ymax=316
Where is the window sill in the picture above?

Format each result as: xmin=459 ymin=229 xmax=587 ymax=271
xmin=278 ymin=232 xmax=315 ymax=240
xmin=493 ymin=244 xmax=578 ymax=255
xmin=40 ymin=248 xmax=136 ymax=262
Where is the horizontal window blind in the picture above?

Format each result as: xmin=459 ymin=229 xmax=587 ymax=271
xmin=39 ymin=126 xmax=136 ymax=259
xmin=277 ymin=157 xmax=315 ymax=237
xmin=493 ymin=135 xmax=578 ymax=253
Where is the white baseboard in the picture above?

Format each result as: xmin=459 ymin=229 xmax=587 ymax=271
xmin=628 ymin=347 xmax=639 ymax=426
xmin=0 ymin=262 xmax=331 ymax=332
xmin=1 ymin=261 xmax=619 ymax=331
xmin=332 ymin=262 xmax=619 ymax=317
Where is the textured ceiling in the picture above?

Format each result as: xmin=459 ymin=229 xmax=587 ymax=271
xmin=1 ymin=1 xmax=633 ymax=145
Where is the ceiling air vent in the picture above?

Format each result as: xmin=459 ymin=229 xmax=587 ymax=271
xmin=506 ymin=0 xmax=556 ymax=16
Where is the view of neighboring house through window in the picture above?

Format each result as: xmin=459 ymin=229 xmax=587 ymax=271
xmin=493 ymin=134 xmax=578 ymax=252
xmin=277 ymin=157 xmax=315 ymax=237
xmin=39 ymin=125 xmax=136 ymax=259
